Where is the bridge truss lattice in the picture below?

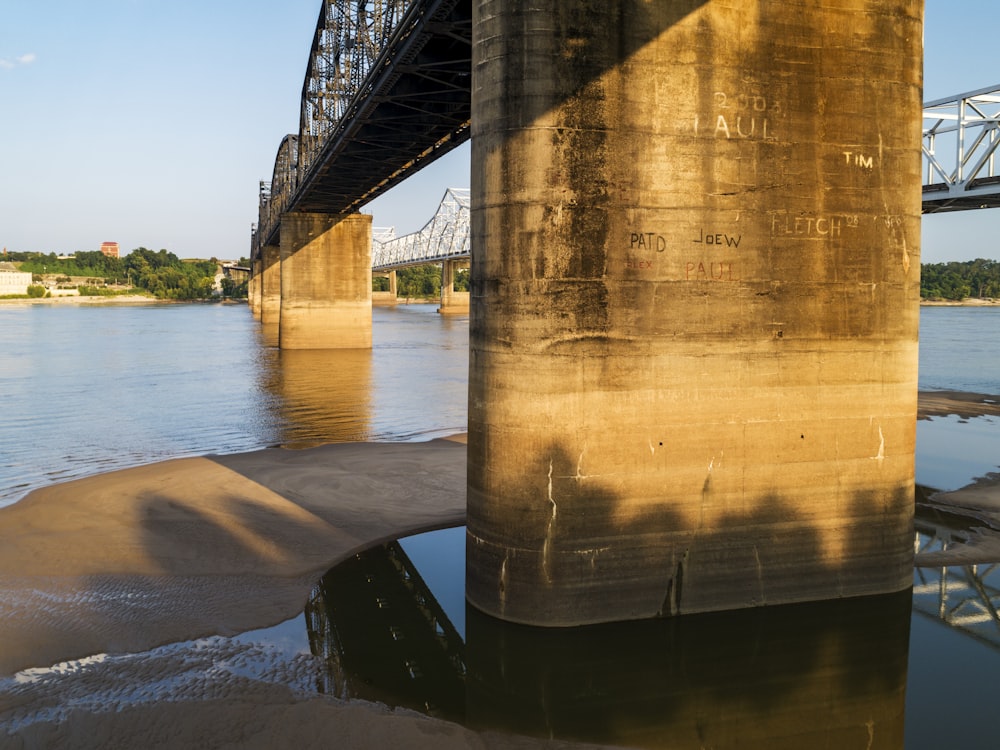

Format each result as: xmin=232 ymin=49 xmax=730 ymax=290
xmin=914 ymin=515 xmax=1000 ymax=653
xmin=252 ymin=0 xmax=471 ymax=257
xmin=923 ymin=84 xmax=1000 ymax=212
xmin=372 ymin=187 xmax=469 ymax=270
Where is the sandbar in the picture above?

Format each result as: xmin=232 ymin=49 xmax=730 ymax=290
xmin=0 ymin=438 xmax=598 ymax=749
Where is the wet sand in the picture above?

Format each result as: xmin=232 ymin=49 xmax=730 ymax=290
xmin=4 ymin=391 xmax=1000 ymax=746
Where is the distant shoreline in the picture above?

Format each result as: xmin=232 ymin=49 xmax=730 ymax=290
xmin=921 ymin=298 xmax=1000 ymax=306
xmin=0 ymin=294 xmax=245 ymax=306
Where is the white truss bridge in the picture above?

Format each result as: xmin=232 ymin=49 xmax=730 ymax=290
xmin=371 ymin=187 xmax=470 ymax=271
xmin=923 ymin=84 xmax=1000 ymax=212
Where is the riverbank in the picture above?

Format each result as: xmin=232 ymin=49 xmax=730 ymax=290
xmin=921 ymin=297 xmax=1000 ymax=306
xmin=0 ymin=293 xmax=160 ymax=305
xmin=0 ymin=294 xmax=249 ymax=306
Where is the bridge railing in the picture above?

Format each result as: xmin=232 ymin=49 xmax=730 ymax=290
xmin=372 ymin=187 xmax=470 ymax=270
xmin=923 ymin=84 xmax=1000 ymax=212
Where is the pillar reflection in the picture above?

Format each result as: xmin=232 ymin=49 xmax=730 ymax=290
xmin=465 ymin=592 xmax=911 ymax=748
xmin=301 ymin=531 xmax=911 ymax=748
xmin=267 ymin=348 xmax=374 ymax=447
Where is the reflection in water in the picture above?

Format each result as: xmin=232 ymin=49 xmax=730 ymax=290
xmin=304 ymin=540 xmax=466 ymax=720
xmin=253 ymin=305 xmax=469 ymax=449
xmin=914 ymin=506 xmax=1000 ymax=651
xmin=303 ymin=530 xmax=911 ymax=749
xmin=262 ymin=349 xmax=374 ymax=447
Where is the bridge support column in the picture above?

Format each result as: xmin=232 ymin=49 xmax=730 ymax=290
xmin=438 ymin=259 xmax=470 ymax=314
xmin=279 ymin=212 xmax=372 ymax=349
xmin=259 ymin=245 xmax=282 ymax=344
xmin=467 ymin=0 xmax=922 ymax=625
xmin=249 ymin=259 xmax=263 ymax=320
xmin=372 ymin=270 xmax=398 ymax=306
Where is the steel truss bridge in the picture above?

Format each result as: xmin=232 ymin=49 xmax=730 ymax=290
xmin=371 ymin=187 xmax=469 ymax=270
xmin=252 ymin=0 xmax=471 ymax=257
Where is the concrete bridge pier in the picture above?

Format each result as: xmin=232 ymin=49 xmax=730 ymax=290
xmin=259 ymin=245 xmax=282 ymax=345
xmin=372 ymin=269 xmax=398 ymax=306
xmin=466 ymin=0 xmax=923 ymax=626
xmin=248 ymin=259 xmax=262 ymax=320
xmin=438 ymin=259 xmax=470 ymax=315
xmin=278 ymin=212 xmax=373 ymax=349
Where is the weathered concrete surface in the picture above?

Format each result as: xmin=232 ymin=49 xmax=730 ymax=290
xmin=259 ymin=244 xmax=281 ymax=337
xmin=467 ymin=0 xmax=923 ymax=625
xmin=249 ymin=258 xmax=262 ymax=320
xmin=279 ymin=212 xmax=372 ymax=349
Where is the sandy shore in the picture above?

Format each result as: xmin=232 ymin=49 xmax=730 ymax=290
xmin=4 ymin=391 xmax=1000 ymax=747
xmin=0 ymin=437 xmax=611 ymax=748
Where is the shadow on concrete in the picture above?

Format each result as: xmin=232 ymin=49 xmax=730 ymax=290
xmin=468 ymin=439 xmax=911 ymax=625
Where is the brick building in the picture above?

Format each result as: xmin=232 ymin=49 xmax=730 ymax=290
xmin=100 ymin=242 xmax=120 ymax=258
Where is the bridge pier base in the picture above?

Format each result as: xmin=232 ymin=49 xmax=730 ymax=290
xmin=438 ymin=259 xmax=470 ymax=315
xmin=279 ymin=212 xmax=372 ymax=349
xmin=466 ymin=0 xmax=922 ymax=626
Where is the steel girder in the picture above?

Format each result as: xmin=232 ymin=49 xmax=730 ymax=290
xmin=254 ymin=0 xmax=471 ymax=258
xmin=371 ymin=187 xmax=469 ymax=270
xmin=923 ymin=84 xmax=1000 ymax=213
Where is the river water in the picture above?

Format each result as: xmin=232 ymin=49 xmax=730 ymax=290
xmin=2 ymin=301 xmax=1000 ymax=748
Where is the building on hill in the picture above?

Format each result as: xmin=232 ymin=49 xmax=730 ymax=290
xmin=100 ymin=242 xmax=120 ymax=258
xmin=0 ymin=262 xmax=32 ymax=296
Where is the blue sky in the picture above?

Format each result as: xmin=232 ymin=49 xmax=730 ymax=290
xmin=0 ymin=1 xmax=994 ymax=263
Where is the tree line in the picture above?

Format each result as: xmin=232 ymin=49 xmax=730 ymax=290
xmin=920 ymin=258 xmax=1000 ymax=301
xmin=9 ymin=249 xmax=234 ymax=300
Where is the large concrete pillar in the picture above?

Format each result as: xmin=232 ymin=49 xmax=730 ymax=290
xmin=438 ymin=259 xmax=470 ymax=314
xmin=259 ymin=245 xmax=282 ymax=344
xmin=279 ymin=212 xmax=372 ymax=349
xmin=249 ymin=259 xmax=263 ymax=320
xmin=467 ymin=1 xmax=923 ymax=625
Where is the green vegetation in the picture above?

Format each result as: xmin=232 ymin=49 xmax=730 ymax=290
xmin=921 ymin=258 xmax=1000 ymax=301
xmin=78 ymin=285 xmax=144 ymax=297
xmin=12 ymin=248 xmax=229 ymax=300
xmin=373 ymin=264 xmax=469 ymax=297
xmin=219 ymin=276 xmax=248 ymax=298
xmin=26 ymin=285 xmax=46 ymax=298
